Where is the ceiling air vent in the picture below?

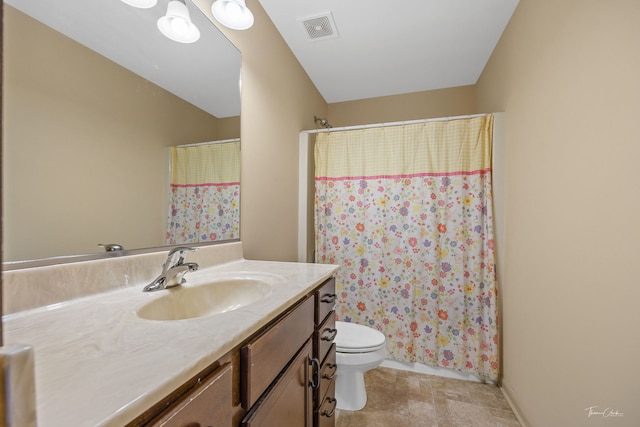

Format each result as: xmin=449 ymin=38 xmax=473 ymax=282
xmin=298 ymin=12 xmax=339 ymax=41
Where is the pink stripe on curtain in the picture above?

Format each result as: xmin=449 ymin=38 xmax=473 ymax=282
xmin=170 ymin=182 xmax=240 ymax=188
xmin=315 ymin=168 xmax=492 ymax=182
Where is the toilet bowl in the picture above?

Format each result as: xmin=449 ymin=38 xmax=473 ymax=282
xmin=335 ymin=321 xmax=387 ymax=411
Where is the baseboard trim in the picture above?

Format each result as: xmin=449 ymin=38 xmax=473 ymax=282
xmin=500 ymin=378 xmax=530 ymax=427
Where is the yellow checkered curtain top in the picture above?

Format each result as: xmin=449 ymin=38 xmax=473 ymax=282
xmin=315 ymin=115 xmax=492 ymax=179
xmin=166 ymin=141 xmax=240 ymax=244
xmin=170 ymin=141 xmax=240 ymax=186
xmin=314 ymin=115 xmax=499 ymax=381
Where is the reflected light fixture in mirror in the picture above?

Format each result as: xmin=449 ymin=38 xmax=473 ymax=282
xmin=211 ymin=0 xmax=254 ymax=30
xmin=158 ymin=0 xmax=201 ymax=43
xmin=121 ymin=0 xmax=158 ymax=8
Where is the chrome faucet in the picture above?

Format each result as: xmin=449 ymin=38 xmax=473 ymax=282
xmin=143 ymin=247 xmax=199 ymax=292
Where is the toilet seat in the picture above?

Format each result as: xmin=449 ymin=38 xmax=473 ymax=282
xmin=335 ymin=321 xmax=386 ymax=353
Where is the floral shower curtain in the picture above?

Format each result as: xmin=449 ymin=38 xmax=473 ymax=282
xmin=314 ymin=115 xmax=499 ymax=380
xmin=165 ymin=141 xmax=240 ymax=244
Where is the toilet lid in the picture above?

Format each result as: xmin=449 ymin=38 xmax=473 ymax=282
xmin=335 ymin=321 xmax=386 ymax=353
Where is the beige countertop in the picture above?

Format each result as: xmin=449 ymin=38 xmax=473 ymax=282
xmin=4 ymin=258 xmax=338 ymax=427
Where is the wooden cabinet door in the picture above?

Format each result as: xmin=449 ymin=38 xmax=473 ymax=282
xmin=316 ymin=380 xmax=337 ymax=427
xmin=315 ymin=314 xmax=336 ymax=366
xmin=317 ymin=344 xmax=336 ymax=410
xmin=149 ymin=363 xmax=232 ymax=427
xmin=241 ymin=296 xmax=314 ymax=409
xmin=241 ymin=340 xmax=313 ymax=427
xmin=315 ymin=278 xmax=336 ymax=326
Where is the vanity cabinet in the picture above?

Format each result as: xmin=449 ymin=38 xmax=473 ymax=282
xmin=131 ymin=277 xmax=336 ymax=427
xmin=314 ymin=278 xmax=338 ymax=427
xmin=240 ymin=339 xmax=314 ymax=427
xmin=240 ymin=278 xmax=338 ymax=427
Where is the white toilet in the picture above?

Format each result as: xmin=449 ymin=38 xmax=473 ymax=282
xmin=334 ymin=321 xmax=387 ymax=411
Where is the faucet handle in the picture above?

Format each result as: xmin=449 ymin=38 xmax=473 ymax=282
xmin=98 ymin=243 xmax=124 ymax=252
xmin=167 ymin=246 xmax=197 ymax=257
xmin=164 ymin=246 xmax=197 ymax=270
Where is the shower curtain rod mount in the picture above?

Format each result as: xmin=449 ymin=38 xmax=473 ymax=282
xmin=314 ymin=116 xmax=332 ymax=129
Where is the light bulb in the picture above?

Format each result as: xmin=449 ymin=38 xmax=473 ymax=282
xmin=170 ymin=17 xmax=189 ymax=35
xmin=121 ymin=0 xmax=158 ymax=9
xmin=225 ymin=2 xmax=242 ymax=21
xmin=157 ymin=0 xmax=200 ymax=43
xmin=211 ymin=0 xmax=254 ymax=30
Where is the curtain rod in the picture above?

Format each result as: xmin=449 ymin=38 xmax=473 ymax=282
xmin=305 ymin=113 xmax=489 ymax=134
xmin=175 ymin=138 xmax=240 ymax=148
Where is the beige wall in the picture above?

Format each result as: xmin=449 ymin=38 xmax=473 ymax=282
xmin=476 ymin=0 xmax=640 ymax=426
xmin=328 ymin=85 xmax=477 ymax=127
xmin=3 ymin=6 xmax=226 ymax=261
xmin=194 ymin=0 xmax=328 ymax=261
xmin=217 ymin=115 xmax=242 ymax=141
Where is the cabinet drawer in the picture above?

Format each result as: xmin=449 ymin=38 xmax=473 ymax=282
xmin=149 ymin=363 xmax=232 ymax=427
xmin=315 ymin=278 xmax=336 ymax=326
xmin=315 ymin=313 xmax=336 ymax=365
xmin=241 ymin=340 xmax=313 ymax=427
xmin=315 ymin=380 xmax=337 ymax=427
xmin=241 ymin=296 xmax=315 ymax=409
xmin=318 ymin=344 xmax=336 ymax=405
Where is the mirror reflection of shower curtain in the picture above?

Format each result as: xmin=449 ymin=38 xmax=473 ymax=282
xmin=314 ymin=115 xmax=499 ymax=381
xmin=165 ymin=140 xmax=240 ymax=244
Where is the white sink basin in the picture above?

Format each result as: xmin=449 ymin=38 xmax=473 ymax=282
xmin=136 ymin=277 xmax=274 ymax=321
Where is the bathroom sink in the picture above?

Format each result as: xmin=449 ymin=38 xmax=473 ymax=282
xmin=136 ymin=277 xmax=274 ymax=321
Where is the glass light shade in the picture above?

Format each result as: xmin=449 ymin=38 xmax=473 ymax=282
xmin=121 ymin=0 xmax=158 ymax=8
xmin=157 ymin=0 xmax=201 ymax=43
xmin=211 ymin=0 xmax=254 ymax=30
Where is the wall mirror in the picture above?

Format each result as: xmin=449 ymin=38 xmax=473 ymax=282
xmin=2 ymin=0 xmax=242 ymax=267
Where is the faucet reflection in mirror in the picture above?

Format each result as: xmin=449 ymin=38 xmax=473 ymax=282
xmin=165 ymin=139 xmax=241 ymax=245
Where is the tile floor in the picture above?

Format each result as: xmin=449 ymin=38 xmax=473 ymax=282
xmin=336 ymin=367 xmax=521 ymax=427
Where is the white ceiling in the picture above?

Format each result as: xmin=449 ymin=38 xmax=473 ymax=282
xmin=5 ymin=0 xmax=241 ymax=118
xmin=6 ymin=0 xmax=520 ymax=115
xmin=259 ymin=0 xmax=520 ymax=103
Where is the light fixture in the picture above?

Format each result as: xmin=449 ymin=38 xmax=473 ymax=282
xmin=157 ymin=0 xmax=201 ymax=43
xmin=211 ymin=0 xmax=254 ymax=30
xmin=121 ymin=0 xmax=158 ymax=8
